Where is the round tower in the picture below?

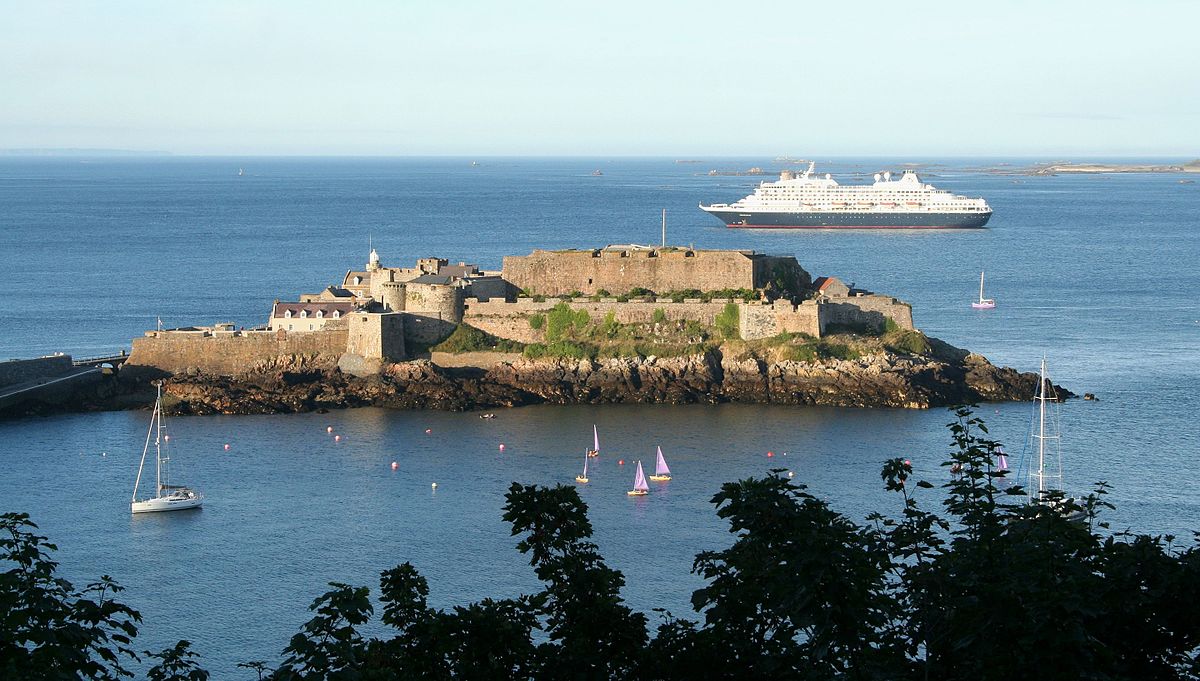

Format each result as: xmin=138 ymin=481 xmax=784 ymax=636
xmin=380 ymin=281 xmax=406 ymax=312
xmin=406 ymin=282 xmax=463 ymax=322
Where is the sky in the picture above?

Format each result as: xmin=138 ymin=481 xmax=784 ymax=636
xmin=1 ymin=0 xmax=1197 ymax=156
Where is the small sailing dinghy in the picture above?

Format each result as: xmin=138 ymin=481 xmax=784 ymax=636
xmin=131 ymin=384 xmax=203 ymax=514
xmin=575 ymin=451 xmax=590 ymax=484
xmin=627 ymin=461 xmax=649 ymax=496
xmin=586 ymin=424 xmax=600 ymax=457
xmin=648 ymin=445 xmax=672 ymax=482
xmin=971 ymin=271 xmax=996 ymax=309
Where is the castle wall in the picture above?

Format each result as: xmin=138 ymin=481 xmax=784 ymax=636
xmin=739 ymin=300 xmax=822 ymax=340
xmin=345 ymin=312 xmax=406 ymax=361
xmin=127 ymin=328 xmax=349 ymax=376
xmin=502 ymin=249 xmax=806 ymax=296
xmin=0 ymin=355 xmax=74 ymax=388
xmin=463 ymin=298 xmax=734 ymax=344
xmin=818 ymin=296 xmax=914 ymax=334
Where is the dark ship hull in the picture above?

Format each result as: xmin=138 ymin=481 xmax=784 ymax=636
xmin=703 ymin=209 xmax=992 ymax=229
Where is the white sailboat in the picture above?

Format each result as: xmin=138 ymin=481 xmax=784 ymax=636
xmin=1026 ymin=357 xmax=1080 ymax=517
xmin=648 ymin=445 xmax=672 ymax=482
xmin=586 ymin=424 xmax=600 ymax=457
xmin=972 ymin=271 xmax=996 ymax=309
xmin=575 ymin=451 xmax=590 ymax=484
xmin=627 ymin=461 xmax=649 ymax=496
xmin=131 ymin=384 xmax=203 ymax=514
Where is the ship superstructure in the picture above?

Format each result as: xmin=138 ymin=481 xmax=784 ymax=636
xmin=700 ymin=162 xmax=992 ymax=229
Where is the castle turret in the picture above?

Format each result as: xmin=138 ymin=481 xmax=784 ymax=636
xmin=380 ymin=281 xmax=406 ymax=312
xmin=367 ymin=248 xmax=381 ymax=271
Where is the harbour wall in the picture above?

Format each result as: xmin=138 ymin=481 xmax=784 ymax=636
xmin=127 ymin=328 xmax=349 ymax=376
xmin=463 ymin=298 xmax=734 ymax=344
xmin=0 ymin=355 xmax=74 ymax=388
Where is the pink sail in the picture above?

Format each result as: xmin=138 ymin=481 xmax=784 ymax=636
xmin=593 ymin=424 xmax=600 ymax=453
xmin=655 ymin=446 xmax=671 ymax=476
xmin=996 ymin=446 xmax=1009 ymax=471
xmin=633 ymin=461 xmax=649 ymax=492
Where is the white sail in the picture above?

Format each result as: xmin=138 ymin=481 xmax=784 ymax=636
xmin=655 ymin=446 xmax=670 ymax=476
xmin=633 ymin=461 xmax=649 ymax=492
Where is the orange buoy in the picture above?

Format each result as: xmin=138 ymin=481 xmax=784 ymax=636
xmin=767 ymin=451 xmax=774 ymax=458
xmin=618 ymin=459 xmax=625 ymax=465
xmin=425 ymin=429 xmax=432 ymax=434
xmin=390 ymin=461 xmax=398 ymax=470
xmin=904 ymin=459 xmax=911 ymax=466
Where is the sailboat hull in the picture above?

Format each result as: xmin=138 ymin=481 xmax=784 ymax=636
xmin=131 ymin=493 xmax=204 ymax=514
xmin=575 ymin=476 xmax=589 ymax=483
xmin=648 ymin=475 xmax=671 ymax=481
xmin=626 ymin=490 xmax=648 ymax=496
xmin=971 ymin=300 xmax=996 ymax=309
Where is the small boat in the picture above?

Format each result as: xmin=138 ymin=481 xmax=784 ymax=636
xmin=131 ymin=384 xmax=203 ymax=514
xmin=648 ymin=445 xmax=672 ymax=482
xmin=627 ymin=460 xmax=649 ymax=496
xmin=237 ymin=168 xmax=244 ymax=177
xmin=1026 ymin=357 xmax=1083 ymax=519
xmin=586 ymin=424 xmax=600 ymax=457
xmin=575 ymin=452 xmax=589 ymax=484
xmin=591 ymin=169 xmax=603 ymax=176
xmin=972 ymin=271 xmax=996 ymax=309
xmin=479 ymin=413 xmax=496 ymax=420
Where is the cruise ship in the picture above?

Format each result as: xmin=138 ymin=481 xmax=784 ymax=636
xmin=699 ymin=162 xmax=992 ymax=229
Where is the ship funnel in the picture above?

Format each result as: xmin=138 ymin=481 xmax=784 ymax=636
xmin=825 ymin=174 xmax=831 ymax=180
xmin=883 ymin=171 xmax=891 ymax=181
xmin=873 ymin=173 xmax=881 ymax=182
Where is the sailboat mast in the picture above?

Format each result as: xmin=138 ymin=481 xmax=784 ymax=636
xmin=979 ymin=271 xmax=985 ymax=302
xmin=1037 ymin=357 xmax=1047 ymax=495
xmin=155 ymin=384 xmax=163 ymax=495
xmin=132 ymin=398 xmax=155 ymax=502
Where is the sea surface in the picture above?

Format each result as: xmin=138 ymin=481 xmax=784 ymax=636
xmin=0 ymin=157 xmax=1197 ymax=676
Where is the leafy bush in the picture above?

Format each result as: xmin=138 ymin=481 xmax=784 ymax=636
xmin=532 ymin=294 xmax=546 ymax=303
xmin=628 ymin=287 xmax=655 ymax=299
xmin=714 ymin=303 xmax=740 ymax=339
xmin=781 ymin=344 xmax=818 ymax=362
xmin=528 ymin=314 xmax=545 ymax=330
xmin=652 ymin=308 xmax=667 ymax=324
xmin=522 ymin=340 xmax=595 ymax=360
xmin=883 ymin=316 xmax=901 ymax=334
xmin=600 ymin=310 xmax=621 ymax=338
xmin=596 ymin=288 xmax=611 ymax=298
xmin=814 ymin=340 xmax=859 ymax=360
xmin=885 ymin=329 xmax=931 ymax=356
xmin=431 ymin=324 xmax=523 ymax=353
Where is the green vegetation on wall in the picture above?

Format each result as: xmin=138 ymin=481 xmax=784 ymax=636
xmin=714 ymin=303 xmax=740 ymax=340
xmin=431 ymin=324 xmax=524 ymax=354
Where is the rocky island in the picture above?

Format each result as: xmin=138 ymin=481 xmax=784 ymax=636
xmin=0 ymin=245 xmax=1065 ymax=418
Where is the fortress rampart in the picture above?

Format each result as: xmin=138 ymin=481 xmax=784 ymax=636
xmin=501 ymin=248 xmax=809 ymax=296
xmin=127 ymin=327 xmax=349 ymax=375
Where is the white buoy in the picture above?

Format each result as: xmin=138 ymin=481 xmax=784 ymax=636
xmin=334 ymin=435 xmax=341 ymax=442
xmin=164 ymin=435 xmax=170 ymax=442
xmin=390 ymin=461 xmax=399 ymax=470
xmin=499 ymin=443 xmax=505 ymax=451
xmin=425 ymin=429 xmax=432 ymax=434
xmin=327 ymin=426 xmax=333 ymax=433
xmin=223 ymin=443 xmax=230 ymax=451
xmin=788 ymin=471 xmax=795 ymax=478
xmin=431 ymin=482 xmax=438 ymax=489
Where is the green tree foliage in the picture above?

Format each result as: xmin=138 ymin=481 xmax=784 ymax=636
xmin=652 ymin=308 xmax=667 ymax=324
xmin=543 ymin=303 xmax=590 ymax=342
xmin=145 ymin=641 xmax=209 ymax=681
xmin=528 ymin=314 xmax=545 ymax=330
xmin=0 ymin=512 xmax=148 ymax=680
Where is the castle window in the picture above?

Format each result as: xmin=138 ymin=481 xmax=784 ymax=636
xmin=332 ymin=310 xmax=340 ymax=319
xmin=300 ymin=310 xmax=308 ymax=318
xmin=309 ymin=324 xmax=314 ymax=330
xmin=284 ymin=310 xmax=292 ymax=318
xmin=315 ymin=310 xmax=324 ymax=318
xmin=354 ymin=276 xmax=363 ymax=285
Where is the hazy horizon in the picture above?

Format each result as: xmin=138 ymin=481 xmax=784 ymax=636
xmin=4 ymin=1 xmax=1198 ymax=156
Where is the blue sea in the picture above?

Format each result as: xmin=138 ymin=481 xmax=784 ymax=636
xmin=1 ymin=157 xmax=1198 ymax=677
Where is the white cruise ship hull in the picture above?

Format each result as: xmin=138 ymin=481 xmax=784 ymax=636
xmin=701 ymin=207 xmax=992 ymax=229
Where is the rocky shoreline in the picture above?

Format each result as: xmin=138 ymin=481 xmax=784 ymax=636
xmin=2 ymin=341 xmax=1066 ymax=419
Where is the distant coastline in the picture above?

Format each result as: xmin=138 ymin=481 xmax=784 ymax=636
xmin=1028 ymin=160 xmax=1200 ymax=175
xmin=0 ymin=148 xmax=171 ymax=157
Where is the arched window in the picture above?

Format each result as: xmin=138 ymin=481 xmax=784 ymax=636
xmin=353 ymin=276 xmax=363 ymax=285
xmin=284 ymin=310 xmax=292 ymax=318
xmin=332 ymin=310 xmax=341 ymax=319
xmin=300 ymin=310 xmax=308 ymax=318
xmin=315 ymin=310 xmax=324 ymax=318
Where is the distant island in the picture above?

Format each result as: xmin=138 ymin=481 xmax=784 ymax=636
xmin=1030 ymin=160 xmax=1200 ymax=175
xmin=0 ymin=245 xmax=1065 ymax=418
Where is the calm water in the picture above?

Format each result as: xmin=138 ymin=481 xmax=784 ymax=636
xmin=1 ymin=157 xmax=1198 ymax=676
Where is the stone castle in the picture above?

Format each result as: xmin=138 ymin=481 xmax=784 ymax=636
xmin=127 ymin=245 xmax=914 ymax=376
